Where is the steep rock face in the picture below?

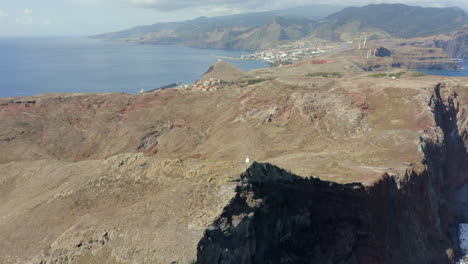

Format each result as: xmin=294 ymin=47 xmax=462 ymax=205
xmin=374 ymin=47 xmax=459 ymax=71
xmin=196 ymin=84 xmax=468 ymax=264
xmin=197 ymin=163 xmax=370 ymax=264
xmin=435 ymin=32 xmax=468 ymax=59
xmin=196 ymin=164 xmax=453 ymax=264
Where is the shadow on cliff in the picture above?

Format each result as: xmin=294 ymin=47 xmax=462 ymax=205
xmin=196 ymin=162 xmax=454 ymax=264
xmin=425 ymin=83 xmax=468 ymax=258
xmin=195 ymin=83 xmax=468 ymax=264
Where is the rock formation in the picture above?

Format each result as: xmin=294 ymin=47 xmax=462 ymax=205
xmin=199 ymin=60 xmax=246 ymax=82
xmin=434 ymin=31 xmax=468 ymax=59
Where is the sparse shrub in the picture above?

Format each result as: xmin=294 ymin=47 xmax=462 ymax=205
xmin=411 ymin=72 xmax=426 ymax=77
xmin=270 ymin=60 xmax=293 ymax=67
xmin=389 ymin=71 xmax=406 ymax=78
xmin=306 ymin=72 xmax=343 ymax=78
xmin=247 ymin=78 xmax=273 ymax=85
xmin=368 ymin=73 xmax=387 ymax=78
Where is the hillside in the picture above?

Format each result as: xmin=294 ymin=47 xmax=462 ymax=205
xmin=95 ymin=15 xmax=316 ymax=51
xmin=315 ymin=4 xmax=467 ymax=40
xmin=1 ymin=59 xmax=468 ymax=263
xmin=93 ymin=4 xmax=339 ymax=50
xmin=94 ymin=4 xmax=467 ymax=51
xmin=198 ymin=60 xmax=245 ymax=82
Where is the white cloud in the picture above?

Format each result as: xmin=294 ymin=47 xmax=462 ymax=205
xmin=23 ymin=8 xmax=33 ymax=16
xmin=104 ymin=0 xmax=468 ymax=12
xmin=0 ymin=9 xmax=8 ymax=17
xmin=198 ymin=6 xmax=248 ymax=16
xmin=112 ymin=0 xmax=266 ymax=11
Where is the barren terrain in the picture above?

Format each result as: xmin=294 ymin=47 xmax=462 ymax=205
xmin=1 ymin=59 xmax=467 ymax=263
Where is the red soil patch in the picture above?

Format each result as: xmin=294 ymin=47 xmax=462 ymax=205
xmin=293 ymin=59 xmax=329 ymax=67
xmin=0 ymin=101 xmax=39 ymax=116
xmin=349 ymin=91 xmax=371 ymax=111
xmin=190 ymin=153 xmax=203 ymax=159
xmin=311 ymin=59 xmax=329 ymax=64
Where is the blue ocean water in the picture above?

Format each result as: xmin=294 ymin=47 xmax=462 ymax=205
xmin=419 ymin=60 xmax=468 ymax=77
xmin=0 ymin=37 xmax=269 ymax=98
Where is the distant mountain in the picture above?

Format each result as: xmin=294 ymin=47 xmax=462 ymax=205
xmin=314 ymin=4 xmax=467 ymax=39
xmin=95 ymin=16 xmax=316 ymax=51
xmin=93 ymin=5 xmax=339 ymax=50
xmin=94 ymin=4 xmax=467 ymax=51
xmin=95 ymin=4 xmax=341 ymax=39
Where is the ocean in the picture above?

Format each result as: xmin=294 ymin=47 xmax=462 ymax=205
xmin=3 ymin=37 xmax=468 ymax=99
xmin=0 ymin=37 xmax=269 ymax=98
xmin=420 ymin=60 xmax=468 ymax=77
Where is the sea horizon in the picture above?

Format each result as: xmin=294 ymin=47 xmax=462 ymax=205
xmin=0 ymin=37 xmax=269 ymax=98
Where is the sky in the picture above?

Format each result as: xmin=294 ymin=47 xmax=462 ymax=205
xmin=0 ymin=0 xmax=467 ymax=36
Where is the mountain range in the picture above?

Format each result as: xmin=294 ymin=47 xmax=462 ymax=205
xmin=94 ymin=4 xmax=468 ymax=51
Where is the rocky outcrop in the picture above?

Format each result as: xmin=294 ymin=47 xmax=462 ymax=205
xmin=195 ymin=84 xmax=468 ymax=264
xmin=379 ymin=47 xmax=459 ymax=71
xmin=197 ymin=163 xmax=371 ymax=264
xmin=351 ymin=45 xmax=461 ymax=71
xmin=398 ymin=31 xmax=468 ymax=60
xmin=195 ymin=164 xmax=454 ymax=264
xmin=435 ymin=31 xmax=468 ymax=59
xmin=375 ymin=47 xmax=391 ymax=57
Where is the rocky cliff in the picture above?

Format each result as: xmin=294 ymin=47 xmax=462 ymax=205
xmin=435 ymin=31 xmax=468 ymax=59
xmin=196 ymin=83 xmax=468 ymax=264
xmin=398 ymin=31 xmax=468 ymax=61
xmin=197 ymin=165 xmax=450 ymax=264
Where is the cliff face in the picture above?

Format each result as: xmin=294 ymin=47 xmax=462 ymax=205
xmin=354 ymin=46 xmax=461 ymax=71
xmin=197 ymin=165 xmax=451 ymax=264
xmin=196 ymin=84 xmax=468 ymax=264
xmin=399 ymin=31 xmax=468 ymax=61
xmin=435 ymin=32 xmax=468 ymax=59
xmin=197 ymin=163 xmax=371 ymax=264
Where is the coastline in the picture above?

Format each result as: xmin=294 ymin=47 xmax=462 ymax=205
xmin=0 ymin=37 xmax=269 ymax=98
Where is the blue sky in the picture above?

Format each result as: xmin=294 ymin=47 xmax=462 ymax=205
xmin=0 ymin=0 xmax=467 ymax=36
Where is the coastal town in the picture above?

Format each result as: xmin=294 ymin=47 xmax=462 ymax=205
xmin=239 ymin=39 xmax=351 ymax=65
xmin=177 ymin=78 xmax=224 ymax=92
xmin=139 ymin=78 xmax=226 ymax=93
xmin=139 ymin=40 xmax=353 ymax=93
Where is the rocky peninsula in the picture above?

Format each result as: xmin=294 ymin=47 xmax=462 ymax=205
xmin=0 ymin=58 xmax=467 ymax=264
